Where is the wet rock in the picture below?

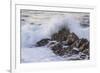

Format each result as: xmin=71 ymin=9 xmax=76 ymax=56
xmin=78 ymin=38 xmax=89 ymax=52
xmin=64 ymin=47 xmax=79 ymax=56
xmin=80 ymin=54 xmax=86 ymax=59
xmin=71 ymin=38 xmax=89 ymax=52
xmin=51 ymin=43 xmax=74 ymax=56
xmin=66 ymin=32 xmax=79 ymax=45
xmin=35 ymin=27 xmax=89 ymax=60
xmin=51 ymin=43 xmax=65 ymax=56
xmin=64 ymin=46 xmax=73 ymax=56
xmin=51 ymin=28 xmax=70 ymax=42
xmin=35 ymin=38 xmax=51 ymax=47
xmin=69 ymin=58 xmax=81 ymax=60
xmin=82 ymin=49 xmax=89 ymax=55
xmin=71 ymin=40 xmax=80 ymax=48
xmin=51 ymin=43 xmax=62 ymax=50
xmin=50 ymin=31 xmax=89 ymax=59
xmin=71 ymin=49 xmax=79 ymax=55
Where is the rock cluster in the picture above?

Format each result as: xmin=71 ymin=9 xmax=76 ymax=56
xmin=35 ymin=27 xmax=89 ymax=60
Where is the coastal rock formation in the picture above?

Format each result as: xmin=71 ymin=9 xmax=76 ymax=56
xmin=35 ymin=27 xmax=90 ymax=60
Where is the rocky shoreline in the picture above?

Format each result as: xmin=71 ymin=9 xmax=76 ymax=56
xmin=35 ymin=27 xmax=89 ymax=60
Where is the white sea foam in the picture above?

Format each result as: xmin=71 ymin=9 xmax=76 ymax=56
xmin=21 ymin=15 xmax=89 ymax=48
xmin=21 ymin=14 xmax=89 ymax=62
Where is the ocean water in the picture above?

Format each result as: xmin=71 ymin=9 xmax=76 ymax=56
xmin=20 ymin=10 xmax=90 ymax=63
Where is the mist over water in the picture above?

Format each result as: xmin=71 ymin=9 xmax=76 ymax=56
xmin=21 ymin=10 xmax=89 ymax=63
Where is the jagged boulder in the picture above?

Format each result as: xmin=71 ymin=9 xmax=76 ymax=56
xmin=77 ymin=38 xmax=89 ymax=52
xmin=71 ymin=38 xmax=89 ymax=54
xmin=66 ymin=32 xmax=79 ymax=45
xmin=51 ymin=28 xmax=70 ymax=42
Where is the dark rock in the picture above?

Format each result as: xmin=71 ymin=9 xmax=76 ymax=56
xmin=51 ymin=28 xmax=70 ymax=42
xmin=66 ymin=32 xmax=79 ymax=45
xmin=51 ymin=43 xmax=75 ymax=56
xmin=55 ymin=48 xmax=65 ymax=56
xmin=80 ymin=54 xmax=86 ymax=59
xmin=64 ymin=46 xmax=73 ymax=55
xmin=78 ymin=38 xmax=89 ymax=52
xmin=71 ymin=40 xmax=80 ymax=48
xmin=35 ymin=26 xmax=90 ymax=60
xmin=50 ymin=30 xmax=89 ymax=59
xmin=71 ymin=49 xmax=79 ymax=55
xmin=51 ymin=43 xmax=65 ymax=56
xmin=64 ymin=47 xmax=79 ymax=56
xmin=35 ymin=38 xmax=51 ymax=47
xmin=71 ymin=38 xmax=89 ymax=52
xmin=69 ymin=58 xmax=81 ymax=60
xmin=82 ymin=49 xmax=89 ymax=55
xmin=79 ymin=39 xmax=89 ymax=47
xmin=51 ymin=43 xmax=62 ymax=50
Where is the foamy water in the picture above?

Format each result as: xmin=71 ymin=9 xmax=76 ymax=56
xmin=21 ymin=10 xmax=89 ymax=63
